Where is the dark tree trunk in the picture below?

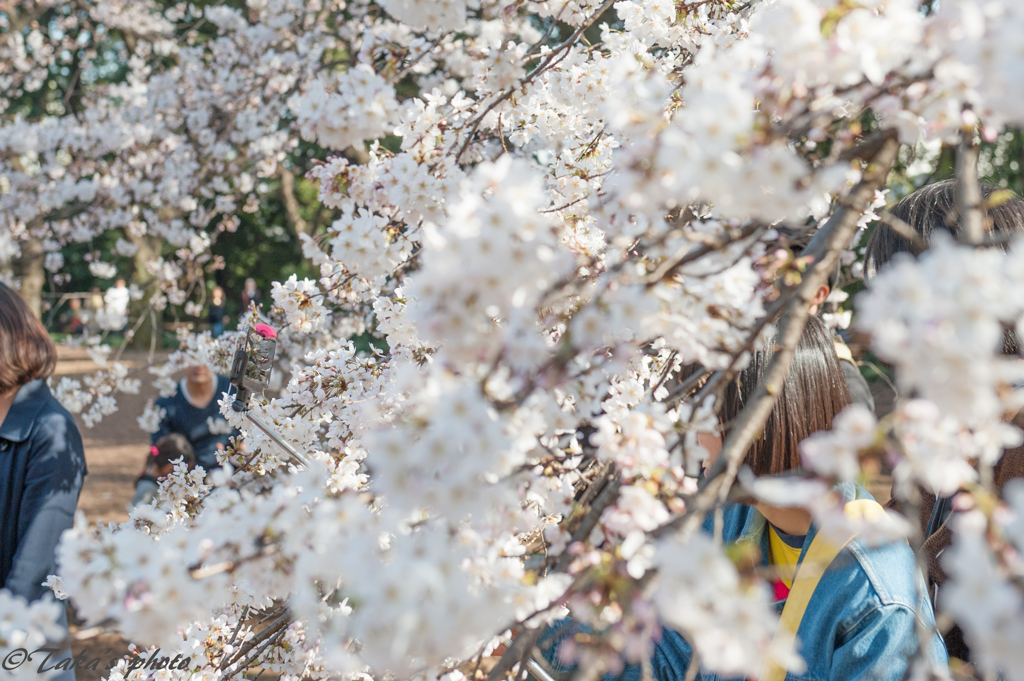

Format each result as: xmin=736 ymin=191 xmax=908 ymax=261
xmin=13 ymin=238 xmax=45 ymax=319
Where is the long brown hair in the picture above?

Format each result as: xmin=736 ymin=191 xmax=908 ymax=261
xmin=0 ymin=283 xmax=57 ymax=393
xmin=719 ymin=316 xmax=851 ymax=476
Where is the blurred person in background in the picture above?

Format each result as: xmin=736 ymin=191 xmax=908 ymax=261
xmin=84 ymin=286 xmax=104 ymax=334
xmin=0 ymin=283 xmax=87 ymax=680
xmin=240 ymin=277 xmax=262 ymax=315
xmin=104 ymin=278 xmax=130 ymax=317
xmin=208 ymin=286 xmax=229 ymax=338
xmin=152 ymin=363 xmax=237 ymax=472
xmin=59 ymin=298 xmax=84 ymax=335
xmin=865 ymin=178 xmax=1024 ymax=663
xmin=104 ymin=278 xmax=131 ymax=334
xmin=130 ymin=433 xmax=195 ymax=509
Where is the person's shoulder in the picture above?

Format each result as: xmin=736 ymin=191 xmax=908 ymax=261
xmin=34 ymin=389 xmax=82 ymax=439
xmin=701 ymin=502 xmax=760 ymax=543
xmin=833 ymin=536 xmax=922 ymax=616
xmin=827 ymin=485 xmax=921 ymax=606
xmin=24 ymin=389 xmax=86 ymax=465
xmin=135 ymin=474 xmax=160 ymax=490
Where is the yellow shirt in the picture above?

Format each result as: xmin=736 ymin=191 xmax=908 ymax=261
xmin=768 ymin=526 xmax=804 ymax=589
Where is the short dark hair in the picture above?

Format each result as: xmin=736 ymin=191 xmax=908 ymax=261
xmin=0 ymin=283 xmax=57 ymax=393
xmin=718 ymin=316 xmax=852 ymax=477
xmin=150 ymin=433 xmax=196 ymax=468
xmin=865 ymin=179 xmax=1024 ymax=355
xmin=865 ymin=179 xmax=1024 ymax=275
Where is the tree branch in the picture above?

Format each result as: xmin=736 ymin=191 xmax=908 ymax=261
xmin=955 ymin=126 xmax=986 ymax=245
xmin=877 ymin=211 xmax=928 ymax=255
xmin=453 ymin=0 xmax=616 ymax=164
xmin=280 ymin=167 xmax=311 ymax=237
xmin=482 ymin=474 xmax=621 ymax=681
xmin=644 ymin=222 xmax=765 ymax=286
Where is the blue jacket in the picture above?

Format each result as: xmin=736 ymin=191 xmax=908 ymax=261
xmin=0 ymin=379 xmax=86 ymax=602
xmin=153 ymin=374 xmax=237 ymax=470
xmin=541 ymin=483 xmax=947 ymax=681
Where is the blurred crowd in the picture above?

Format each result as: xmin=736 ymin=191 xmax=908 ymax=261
xmin=52 ymin=277 xmax=264 ymax=340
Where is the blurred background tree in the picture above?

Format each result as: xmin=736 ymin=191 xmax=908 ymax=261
xmin=3 ymin=0 xmax=341 ymax=344
xmin=11 ymin=0 xmax=1024 ymax=346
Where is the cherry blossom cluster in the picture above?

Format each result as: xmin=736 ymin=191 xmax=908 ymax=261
xmin=942 ymin=484 xmax=1024 ymax=679
xmin=6 ymin=0 xmax=1024 ymax=679
xmin=0 ymin=591 xmax=65 ymax=681
xmin=857 ymin=234 xmax=1024 ymax=479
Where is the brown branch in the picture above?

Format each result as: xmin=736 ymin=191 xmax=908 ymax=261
xmin=876 ymin=211 xmax=927 ymax=255
xmin=539 ymin=193 xmax=592 ymax=214
xmin=649 ymin=350 xmax=678 ymax=399
xmin=644 ymin=222 xmax=765 ymax=286
xmin=553 ymin=474 xmax=622 ymax=573
xmin=222 ymin=622 xmax=289 ymax=679
xmin=226 ymin=606 xmax=250 ymax=648
xmin=485 ymin=628 xmax=545 ymax=681
xmin=483 ymin=475 xmax=621 ymax=681
xmin=220 ymin=610 xmax=290 ymax=671
xmin=955 ymin=126 xmax=986 ymax=245
xmin=280 ymin=167 xmax=311 ymax=237
xmin=388 ymin=34 xmax=449 ymax=85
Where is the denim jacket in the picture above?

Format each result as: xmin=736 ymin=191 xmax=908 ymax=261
xmin=540 ymin=483 xmax=948 ymax=681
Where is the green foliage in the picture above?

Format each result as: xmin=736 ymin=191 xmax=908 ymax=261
xmin=886 ymin=129 xmax=1024 ymax=202
xmin=979 ymin=130 xmax=1024 ymax=195
xmin=210 ymin=199 xmax=320 ymax=320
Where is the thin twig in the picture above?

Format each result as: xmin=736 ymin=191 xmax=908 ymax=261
xmin=222 ymin=623 xmax=289 ymax=679
xmin=220 ymin=611 xmax=290 ymax=671
xmin=549 ymin=472 xmax=621 ymax=570
xmin=226 ymin=606 xmax=250 ymax=648
xmin=485 ymin=629 xmax=545 ymax=681
xmin=644 ymin=222 xmax=765 ymax=286
xmin=453 ymin=0 xmax=615 ymax=163
xmin=662 ymin=366 xmax=710 ymax=406
xmin=484 ymin=475 xmax=621 ymax=681
xmin=388 ymin=34 xmax=449 ymax=85
xmin=649 ymin=350 xmax=678 ymax=399
xmin=876 ymin=211 xmax=928 ymax=255
xmin=539 ymin=194 xmax=591 ymax=214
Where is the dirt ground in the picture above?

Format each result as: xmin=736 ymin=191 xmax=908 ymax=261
xmin=57 ymin=345 xmax=168 ymax=524
xmin=56 ymin=346 xmax=167 ymax=679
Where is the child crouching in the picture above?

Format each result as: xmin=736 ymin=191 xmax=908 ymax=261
xmin=130 ymin=433 xmax=195 ymax=509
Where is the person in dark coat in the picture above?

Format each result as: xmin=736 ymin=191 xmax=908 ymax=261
xmin=152 ymin=363 xmax=237 ymax=471
xmin=240 ymin=278 xmax=262 ymax=315
xmin=0 ymin=283 xmax=87 ymax=677
xmin=208 ymin=286 xmax=228 ymax=338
